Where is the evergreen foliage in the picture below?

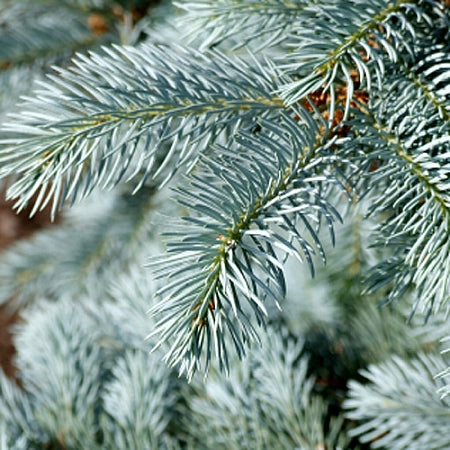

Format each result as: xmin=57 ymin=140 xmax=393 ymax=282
xmin=0 ymin=0 xmax=449 ymax=448
xmin=345 ymin=353 xmax=450 ymax=449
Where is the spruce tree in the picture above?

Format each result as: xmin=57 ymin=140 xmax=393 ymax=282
xmin=0 ymin=0 xmax=449 ymax=448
